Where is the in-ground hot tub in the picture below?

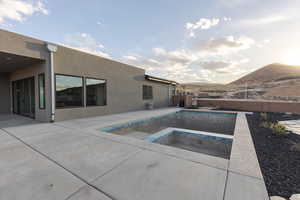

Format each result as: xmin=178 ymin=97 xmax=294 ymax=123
xmin=145 ymin=128 xmax=233 ymax=159
xmin=101 ymin=110 xmax=236 ymax=159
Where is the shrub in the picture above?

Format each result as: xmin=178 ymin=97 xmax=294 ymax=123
xmin=270 ymin=123 xmax=286 ymax=136
xmin=259 ymin=121 xmax=270 ymax=129
xmin=260 ymin=112 xmax=268 ymax=121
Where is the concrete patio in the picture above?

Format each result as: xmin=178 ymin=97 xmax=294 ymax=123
xmin=0 ymin=108 xmax=269 ymax=200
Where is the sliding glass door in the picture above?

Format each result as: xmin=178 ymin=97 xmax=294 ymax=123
xmin=12 ymin=77 xmax=35 ymax=118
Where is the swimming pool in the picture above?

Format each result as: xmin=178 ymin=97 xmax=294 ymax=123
xmin=101 ymin=110 xmax=236 ymax=159
xmin=102 ymin=111 xmax=236 ymax=135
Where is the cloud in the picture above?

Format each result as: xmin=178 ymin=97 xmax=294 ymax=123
xmin=122 ymin=55 xmax=138 ymax=61
xmin=0 ymin=0 xmax=48 ymax=24
xmin=241 ymin=15 xmax=288 ymax=25
xmin=256 ymin=39 xmax=271 ymax=48
xmin=193 ymin=36 xmax=255 ymax=56
xmin=121 ymin=16 xmax=254 ymax=83
xmin=186 ymin=18 xmax=220 ymax=37
xmin=211 ymin=58 xmax=249 ymax=74
xmin=122 ymin=35 xmax=254 ymax=83
xmin=219 ymin=0 xmax=256 ymax=8
xmin=63 ymin=33 xmax=111 ymax=58
xmin=122 ymin=44 xmax=251 ymax=83
xmin=223 ymin=17 xmax=232 ymax=22
xmin=122 ymin=53 xmax=163 ymax=70
xmin=191 ymin=57 xmax=249 ymax=74
xmin=199 ymin=61 xmax=232 ymax=71
xmin=153 ymin=48 xmax=196 ymax=65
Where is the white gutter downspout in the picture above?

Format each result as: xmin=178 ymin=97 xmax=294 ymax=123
xmin=46 ymin=44 xmax=58 ymax=122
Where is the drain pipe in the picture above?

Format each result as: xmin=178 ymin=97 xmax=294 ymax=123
xmin=46 ymin=44 xmax=58 ymax=122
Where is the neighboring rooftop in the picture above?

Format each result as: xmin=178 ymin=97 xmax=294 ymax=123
xmin=145 ymin=75 xmax=178 ymax=85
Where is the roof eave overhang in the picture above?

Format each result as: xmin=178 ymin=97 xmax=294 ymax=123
xmin=145 ymin=75 xmax=178 ymax=85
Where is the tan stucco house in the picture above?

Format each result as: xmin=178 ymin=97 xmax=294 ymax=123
xmin=0 ymin=29 xmax=177 ymax=122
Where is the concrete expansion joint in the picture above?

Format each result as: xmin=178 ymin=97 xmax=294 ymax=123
xmin=64 ymin=149 xmax=143 ymax=200
xmin=92 ymin=149 xmax=143 ymax=183
xmin=0 ymin=127 xmax=116 ymax=200
xmin=155 ymin=150 xmax=227 ymax=171
xmin=94 ymin=131 xmax=228 ymax=171
xmin=222 ymin=169 xmax=230 ymax=200
xmin=227 ymin=169 xmax=264 ymax=181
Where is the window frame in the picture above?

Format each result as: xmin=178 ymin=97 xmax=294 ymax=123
xmin=55 ymin=74 xmax=84 ymax=109
xmin=38 ymin=73 xmax=46 ymax=110
xmin=85 ymin=77 xmax=107 ymax=107
xmin=143 ymin=85 xmax=153 ymax=100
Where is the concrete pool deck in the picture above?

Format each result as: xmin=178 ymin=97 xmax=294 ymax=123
xmin=0 ymin=108 xmax=269 ymax=200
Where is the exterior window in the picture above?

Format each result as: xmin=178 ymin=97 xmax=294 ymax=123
xmin=55 ymin=74 xmax=83 ymax=108
xmin=172 ymin=89 xmax=176 ymax=95
xmin=38 ymin=74 xmax=45 ymax=109
xmin=86 ymin=78 xmax=107 ymax=106
xmin=143 ymin=85 xmax=153 ymax=100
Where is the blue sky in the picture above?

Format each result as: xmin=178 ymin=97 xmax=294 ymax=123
xmin=1 ymin=0 xmax=300 ymax=83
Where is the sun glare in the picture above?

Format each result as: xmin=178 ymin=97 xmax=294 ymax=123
xmin=282 ymin=49 xmax=300 ymax=65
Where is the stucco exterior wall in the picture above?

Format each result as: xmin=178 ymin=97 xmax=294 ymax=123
xmin=144 ymin=81 xmax=172 ymax=107
xmin=53 ymin=46 xmax=172 ymax=121
xmin=0 ymin=29 xmax=175 ymax=122
xmin=9 ymin=62 xmax=50 ymax=122
xmin=0 ymin=29 xmax=51 ymax=122
xmin=0 ymin=29 xmax=48 ymax=60
xmin=0 ymin=74 xmax=11 ymax=113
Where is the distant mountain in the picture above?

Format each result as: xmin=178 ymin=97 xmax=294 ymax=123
xmin=181 ymin=82 xmax=223 ymax=86
xmin=178 ymin=63 xmax=300 ymax=100
xmin=230 ymin=63 xmax=300 ymax=86
xmin=180 ymin=82 xmax=226 ymax=92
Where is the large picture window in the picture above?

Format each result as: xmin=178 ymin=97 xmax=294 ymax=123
xmin=86 ymin=78 xmax=107 ymax=106
xmin=38 ymin=74 xmax=45 ymax=109
xmin=143 ymin=85 xmax=153 ymax=100
xmin=55 ymin=74 xmax=83 ymax=108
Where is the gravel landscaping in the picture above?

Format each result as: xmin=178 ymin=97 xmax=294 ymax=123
xmin=247 ymin=113 xmax=300 ymax=198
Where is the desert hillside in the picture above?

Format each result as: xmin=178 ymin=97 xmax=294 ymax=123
xmin=230 ymin=63 xmax=300 ymax=86
xmin=264 ymin=85 xmax=300 ymax=98
xmin=179 ymin=83 xmax=226 ymax=91
xmin=178 ymin=63 xmax=300 ymax=101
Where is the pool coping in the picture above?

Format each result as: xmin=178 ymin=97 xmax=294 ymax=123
xmin=100 ymin=111 xmax=180 ymax=132
xmin=144 ymin=127 xmax=233 ymax=142
xmin=229 ymin=113 xmax=265 ymax=179
xmin=225 ymin=112 xmax=269 ymax=200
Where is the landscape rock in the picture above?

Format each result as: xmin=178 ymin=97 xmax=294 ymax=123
xmin=270 ymin=196 xmax=286 ymax=200
xmin=290 ymin=194 xmax=300 ymax=200
xmin=290 ymin=143 xmax=300 ymax=152
xmin=248 ymin=114 xmax=300 ymax=198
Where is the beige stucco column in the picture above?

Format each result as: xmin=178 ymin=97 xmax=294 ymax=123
xmin=46 ymin=44 xmax=58 ymax=122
